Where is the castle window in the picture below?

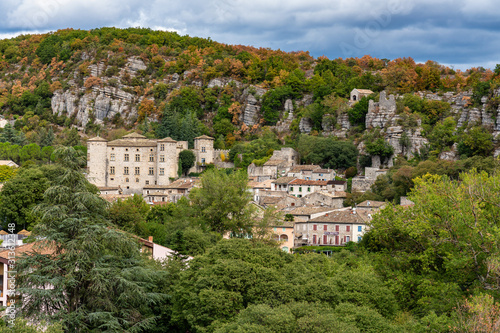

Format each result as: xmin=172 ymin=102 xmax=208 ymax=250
xmin=124 ymin=167 xmax=129 ymax=175
xmin=135 ymin=154 xmax=140 ymax=162
xmin=110 ymin=178 xmax=114 ymax=181
xmin=136 ymin=178 xmax=139 ymax=182
xmin=146 ymin=180 xmax=149 ymax=185
xmin=126 ymin=178 xmax=129 ymax=183
xmin=124 ymin=154 xmax=129 ymax=162
xmin=136 ymin=149 xmax=139 ymax=152
xmin=125 ymin=148 xmax=128 ymax=151
xmin=202 ymin=147 xmax=206 ymax=152
xmin=201 ymin=158 xmax=205 ymax=165
xmin=110 ymin=166 xmax=115 ymax=175
xmin=159 ymin=168 xmax=165 ymax=176
xmin=149 ymin=167 xmax=154 ymax=175
xmin=110 ymin=153 xmax=115 ymax=161
xmin=149 ymin=154 xmax=154 ymax=162
xmin=160 ymin=155 xmax=165 ymax=162
xmin=135 ymin=167 xmax=140 ymax=175
xmin=160 ymin=144 xmax=165 ymax=151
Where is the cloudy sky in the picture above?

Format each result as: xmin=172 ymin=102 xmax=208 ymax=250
xmin=0 ymin=0 xmax=498 ymax=70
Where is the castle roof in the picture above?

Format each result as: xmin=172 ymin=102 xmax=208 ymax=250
xmin=88 ymin=136 xmax=107 ymax=142
xmin=158 ymin=137 xmax=177 ymax=143
xmin=122 ymin=132 xmax=146 ymax=139
xmin=195 ymin=135 xmax=214 ymax=140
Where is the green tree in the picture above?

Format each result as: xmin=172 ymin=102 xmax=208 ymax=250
xmin=348 ymin=96 xmax=373 ymax=128
xmin=17 ymin=147 xmax=165 ymax=332
xmin=190 ymin=169 xmax=254 ymax=235
xmin=457 ymin=126 xmax=494 ymax=157
xmin=178 ymin=150 xmax=196 ymax=176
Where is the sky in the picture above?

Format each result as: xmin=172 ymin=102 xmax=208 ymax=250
xmin=0 ymin=0 xmax=499 ymax=70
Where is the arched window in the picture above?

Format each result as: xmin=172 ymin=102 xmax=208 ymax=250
xmin=282 ymin=246 xmax=289 ymax=253
xmin=280 ymin=234 xmax=288 ymax=242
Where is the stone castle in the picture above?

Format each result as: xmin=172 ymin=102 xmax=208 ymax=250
xmin=87 ymin=133 xmax=225 ymax=194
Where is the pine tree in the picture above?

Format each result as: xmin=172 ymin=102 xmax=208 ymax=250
xmin=17 ymin=147 xmax=166 ymax=332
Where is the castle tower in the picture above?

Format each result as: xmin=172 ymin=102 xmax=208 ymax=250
xmin=87 ymin=136 xmax=108 ymax=187
xmin=157 ymin=137 xmax=178 ymax=182
xmin=194 ymin=135 xmax=215 ymax=167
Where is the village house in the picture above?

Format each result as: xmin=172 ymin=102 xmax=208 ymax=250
xmin=247 ymin=179 xmax=274 ymax=202
xmin=247 ymin=148 xmax=299 ymax=180
xmin=294 ymin=208 xmax=370 ymax=247
xmin=302 ymin=191 xmax=345 ymax=209
xmin=287 ymin=206 xmax=339 ymax=222
xmin=311 ymin=169 xmax=336 ymax=181
xmin=287 ymin=179 xmax=330 ymax=198
xmin=270 ymin=176 xmax=296 ymax=192
xmin=356 ymin=200 xmax=386 ymax=212
xmin=143 ymin=178 xmax=199 ymax=203
xmin=271 ymin=221 xmax=294 ymax=253
xmin=287 ymin=165 xmax=322 ymax=179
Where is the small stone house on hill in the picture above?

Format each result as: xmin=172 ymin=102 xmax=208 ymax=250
xmin=350 ymin=88 xmax=374 ymax=103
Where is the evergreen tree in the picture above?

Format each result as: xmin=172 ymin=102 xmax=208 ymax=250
xmin=17 ymin=147 xmax=166 ymax=332
xmin=156 ymin=105 xmax=179 ymax=139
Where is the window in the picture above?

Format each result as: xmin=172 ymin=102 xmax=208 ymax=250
xmin=273 ymin=227 xmax=277 ymax=231
xmin=346 ymin=236 xmax=350 ymax=242
xmin=124 ymin=167 xmax=129 ymax=175
xmin=110 ymin=178 xmax=114 ymax=181
xmin=313 ymin=235 xmax=317 ymax=244
xmin=313 ymin=225 xmax=317 ymax=231
xmin=110 ymin=153 xmax=115 ymax=161
xmin=346 ymin=225 xmax=351 ymax=232
xmin=110 ymin=166 xmax=115 ymax=175
xmin=124 ymin=154 xmax=129 ymax=162
xmin=358 ymin=236 xmax=362 ymax=242
xmin=149 ymin=167 xmax=154 ymax=175
xmin=145 ymin=180 xmax=149 ymax=185
xmin=282 ymin=227 xmax=286 ymax=232
xmin=160 ymin=144 xmax=165 ymax=151
xmin=201 ymin=158 xmax=205 ymax=165
xmin=358 ymin=226 xmax=362 ymax=232
xmin=299 ymin=187 xmax=302 ymax=192
xmin=149 ymin=154 xmax=154 ymax=162
xmin=159 ymin=168 xmax=165 ymax=176
xmin=324 ymin=225 xmax=327 ymax=231
xmin=135 ymin=154 xmax=140 ymax=162
xmin=290 ymin=187 xmax=293 ymax=192
xmin=335 ymin=225 xmax=339 ymax=232
xmin=136 ymin=178 xmax=139 ymax=182
xmin=160 ymin=155 xmax=165 ymax=162
xmin=135 ymin=167 xmax=140 ymax=175
xmin=307 ymin=187 xmax=311 ymax=192
xmin=298 ymin=195 xmax=302 ymax=198
xmin=335 ymin=235 xmax=339 ymax=245
xmin=125 ymin=178 xmax=129 ymax=183
xmin=201 ymin=147 xmax=206 ymax=152
xmin=323 ymin=235 xmax=328 ymax=244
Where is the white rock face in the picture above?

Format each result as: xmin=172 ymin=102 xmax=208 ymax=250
xmin=51 ymin=87 xmax=138 ymax=127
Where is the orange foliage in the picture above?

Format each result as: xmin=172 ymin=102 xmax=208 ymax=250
xmin=228 ymin=102 xmax=242 ymax=124
xmin=50 ymin=81 xmax=62 ymax=92
xmin=84 ymin=76 xmax=102 ymax=89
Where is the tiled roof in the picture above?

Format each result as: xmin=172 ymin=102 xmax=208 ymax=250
xmin=357 ymin=200 xmax=386 ymax=208
xmin=0 ymin=240 xmax=55 ymax=260
xmin=195 ymin=135 xmax=214 ymax=140
xmin=272 ymin=176 xmax=297 ymax=185
xmin=289 ymin=206 xmax=336 ymax=216
xmin=312 ymin=169 xmax=333 ymax=173
xmin=309 ymin=209 xmax=370 ymax=223
xmin=289 ymin=179 xmax=328 ymax=186
xmin=122 ymin=132 xmax=146 ymax=139
xmin=288 ymin=165 xmax=321 ymax=172
xmin=261 ymin=197 xmax=282 ymax=205
xmin=354 ymin=89 xmax=374 ymax=94
xmin=88 ymin=136 xmax=107 ymax=142
xmin=328 ymin=180 xmax=347 ymax=185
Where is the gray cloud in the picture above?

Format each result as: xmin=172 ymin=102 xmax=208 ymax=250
xmin=0 ymin=0 xmax=499 ymax=69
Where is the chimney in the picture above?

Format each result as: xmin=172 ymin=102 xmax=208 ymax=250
xmin=148 ymin=236 xmax=153 ymax=242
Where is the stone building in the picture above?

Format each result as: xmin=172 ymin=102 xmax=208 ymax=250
xmin=247 ymin=148 xmax=299 ymax=180
xmin=87 ymin=132 xmax=220 ymax=194
xmin=350 ymin=88 xmax=374 ymax=104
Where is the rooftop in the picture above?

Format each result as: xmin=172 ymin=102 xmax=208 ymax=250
xmin=289 ymin=179 xmax=328 ymax=186
xmin=357 ymin=200 xmax=386 ymax=208
xmin=289 ymin=206 xmax=336 ymax=216
xmin=309 ymin=209 xmax=371 ymax=224
xmin=288 ymin=165 xmax=322 ymax=173
xmin=272 ymin=176 xmax=297 ymax=185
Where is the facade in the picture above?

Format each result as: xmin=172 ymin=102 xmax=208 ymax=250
xmin=287 ymin=165 xmax=322 ymax=179
xmin=87 ymin=133 xmax=218 ymax=194
xmin=294 ymin=208 xmax=370 ymax=247
xmin=247 ymin=148 xmax=299 ymax=180
xmin=311 ymin=169 xmax=336 ymax=181
xmin=271 ymin=222 xmax=294 ymax=253
xmin=287 ymin=179 xmax=330 ymax=198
